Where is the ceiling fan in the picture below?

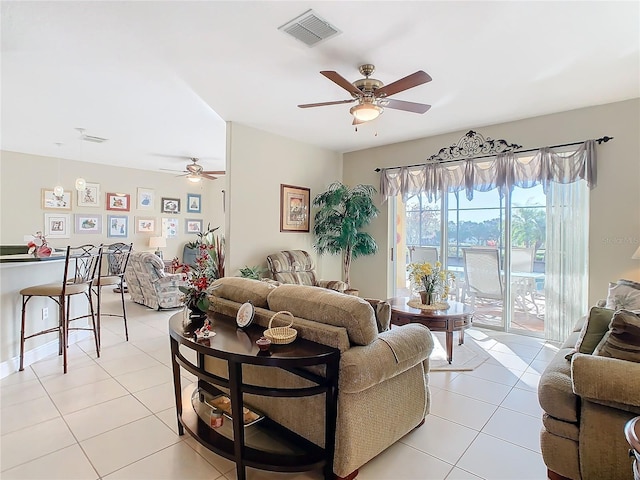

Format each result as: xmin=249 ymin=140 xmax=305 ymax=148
xmin=160 ymin=157 xmax=225 ymax=182
xmin=298 ymin=64 xmax=432 ymax=125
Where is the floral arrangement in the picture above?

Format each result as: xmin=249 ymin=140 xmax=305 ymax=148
xmin=27 ymin=231 xmax=52 ymax=257
xmin=407 ymin=261 xmax=454 ymax=301
xmin=178 ymin=244 xmax=221 ymax=313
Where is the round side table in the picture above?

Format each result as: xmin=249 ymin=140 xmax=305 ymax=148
xmin=625 ymin=416 xmax=640 ymax=480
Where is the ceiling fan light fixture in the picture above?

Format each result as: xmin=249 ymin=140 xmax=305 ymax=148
xmin=350 ymin=103 xmax=383 ymax=122
xmin=187 ymin=173 xmax=202 ymax=183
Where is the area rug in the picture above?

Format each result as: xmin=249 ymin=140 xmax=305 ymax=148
xmin=429 ymin=331 xmax=490 ymax=372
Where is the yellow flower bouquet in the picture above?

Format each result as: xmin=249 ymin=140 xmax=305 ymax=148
xmin=407 ymin=261 xmax=455 ymax=305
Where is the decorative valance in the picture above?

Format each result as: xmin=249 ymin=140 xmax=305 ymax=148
xmin=379 ymin=131 xmax=601 ymax=203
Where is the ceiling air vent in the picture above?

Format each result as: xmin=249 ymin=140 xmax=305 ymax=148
xmin=278 ymin=9 xmax=341 ymax=47
xmin=82 ymin=135 xmax=108 ymax=143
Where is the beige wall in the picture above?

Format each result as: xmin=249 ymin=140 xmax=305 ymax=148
xmin=0 ymin=151 xmax=225 ymax=260
xmin=344 ymin=98 xmax=640 ymax=305
xmin=225 ymin=122 xmax=343 ymax=280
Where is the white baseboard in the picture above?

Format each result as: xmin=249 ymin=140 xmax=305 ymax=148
xmin=1 ymin=330 xmax=92 ymax=379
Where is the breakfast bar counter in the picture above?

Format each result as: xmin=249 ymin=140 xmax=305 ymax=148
xmin=0 ymin=251 xmax=85 ymax=376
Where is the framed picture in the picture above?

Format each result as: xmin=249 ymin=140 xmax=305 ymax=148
xmin=185 ymin=218 xmax=203 ymax=234
xmin=161 ymin=197 xmax=181 ymax=214
xmin=135 ymin=216 xmax=156 ymax=234
xmin=137 ymin=187 xmax=154 ymax=210
xmin=162 ymin=217 xmax=179 ymax=238
xmin=186 ymin=193 xmax=202 ymax=213
xmin=280 ymin=184 xmax=310 ymax=232
xmin=42 ymin=189 xmax=72 ymax=210
xmin=44 ymin=213 xmax=71 ymax=238
xmin=74 ymin=214 xmax=102 ymax=234
xmin=106 ymin=193 xmax=131 ymax=212
xmin=77 ymin=183 xmax=100 ymax=207
xmin=107 ymin=215 xmax=128 ymax=238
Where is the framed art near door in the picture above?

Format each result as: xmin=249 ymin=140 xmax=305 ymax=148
xmin=280 ymin=184 xmax=310 ymax=233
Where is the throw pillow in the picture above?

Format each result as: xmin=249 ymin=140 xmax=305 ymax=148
xmin=364 ymin=298 xmax=391 ymax=332
xmin=564 ymin=307 xmax=614 ymax=360
xmin=605 ymin=279 xmax=640 ymax=310
xmin=594 ymin=309 xmax=640 ymax=363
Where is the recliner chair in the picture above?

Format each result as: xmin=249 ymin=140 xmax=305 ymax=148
xmin=124 ymin=251 xmax=186 ymax=310
xmin=266 ymin=250 xmax=347 ymax=293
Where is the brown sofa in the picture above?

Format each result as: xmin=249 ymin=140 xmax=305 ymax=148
xmin=538 ymin=313 xmax=640 ymax=479
xmin=209 ymin=277 xmax=434 ymax=479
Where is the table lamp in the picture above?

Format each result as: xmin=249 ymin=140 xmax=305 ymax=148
xmin=149 ymin=236 xmax=167 ymax=259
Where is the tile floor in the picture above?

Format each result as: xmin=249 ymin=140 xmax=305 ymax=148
xmin=1 ymin=293 xmax=557 ymax=479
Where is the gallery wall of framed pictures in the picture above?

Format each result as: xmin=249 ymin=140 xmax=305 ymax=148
xmin=36 ymin=183 xmax=209 ymax=247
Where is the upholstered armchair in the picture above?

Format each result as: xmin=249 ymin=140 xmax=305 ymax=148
xmin=124 ymin=251 xmax=186 ymax=309
xmin=266 ymin=250 xmax=347 ymax=293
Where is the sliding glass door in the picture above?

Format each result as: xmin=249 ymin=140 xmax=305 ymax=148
xmin=394 ymin=181 xmax=552 ymax=336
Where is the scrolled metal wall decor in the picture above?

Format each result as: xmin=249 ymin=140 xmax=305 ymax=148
xmin=426 ymin=130 xmax=522 ymax=162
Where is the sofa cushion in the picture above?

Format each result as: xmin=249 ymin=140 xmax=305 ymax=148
xmin=267 ymin=284 xmax=378 ymax=346
xmin=605 ymin=279 xmax=640 ymax=310
xmin=212 ymin=277 xmax=275 ymax=308
xmin=538 ymin=346 xmax=579 ymax=423
xmin=569 ymin=307 xmax=615 ymax=356
xmin=594 ymin=309 xmax=640 ymax=363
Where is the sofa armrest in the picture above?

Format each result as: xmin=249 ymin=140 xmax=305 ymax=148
xmin=571 ymin=353 xmax=640 ymax=411
xmin=154 ymin=273 xmax=185 ymax=286
xmin=316 ymin=279 xmax=348 ymax=293
xmin=339 ymin=324 xmax=433 ymax=394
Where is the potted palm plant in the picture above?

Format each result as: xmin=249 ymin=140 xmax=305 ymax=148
xmin=312 ymin=182 xmax=379 ymax=292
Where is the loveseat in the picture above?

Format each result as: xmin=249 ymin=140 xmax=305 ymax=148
xmin=209 ymin=277 xmax=434 ymax=479
xmin=124 ymin=251 xmax=186 ymax=309
xmin=538 ymin=305 xmax=640 ymax=479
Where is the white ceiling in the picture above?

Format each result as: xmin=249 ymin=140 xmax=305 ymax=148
xmin=1 ymin=1 xmax=638 ymax=175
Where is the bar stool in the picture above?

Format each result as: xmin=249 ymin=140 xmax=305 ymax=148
xmin=92 ymin=242 xmax=132 ymax=346
xmin=19 ymin=244 xmax=102 ymax=374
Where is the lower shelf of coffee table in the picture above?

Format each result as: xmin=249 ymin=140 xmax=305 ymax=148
xmin=180 ymin=383 xmax=326 ymax=471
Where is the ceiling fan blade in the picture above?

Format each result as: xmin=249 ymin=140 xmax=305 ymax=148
xmin=352 ymin=117 xmax=368 ymax=126
xmin=320 ymin=71 xmax=362 ymax=97
xmin=298 ymin=99 xmax=355 ymax=109
xmin=160 ymin=168 xmax=187 ymax=173
xmin=202 ymin=170 xmax=226 ymax=175
xmin=383 ymin=99 xmax=432 ymax=114
xmin=374 ymin=71 xmax=432 ymax=98
xmin=201 ymin=173 xmax=218 ymax=180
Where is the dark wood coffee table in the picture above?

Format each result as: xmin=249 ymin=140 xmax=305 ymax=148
xmin=389 ymin=297 xmax=474 ymax=364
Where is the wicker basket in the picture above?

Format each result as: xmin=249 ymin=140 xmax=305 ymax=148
xmin=263 ymin=311 xmax=297 ymax=344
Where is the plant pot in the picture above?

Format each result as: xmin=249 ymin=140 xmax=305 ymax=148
xmin=419 ymin=291 xmax=433 ymax=305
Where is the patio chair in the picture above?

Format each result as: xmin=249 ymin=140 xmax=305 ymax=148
xmin=409 ymin=246 xmax=438 ymax=264
xmin=511 ymin=247 xmax=540 ymax=315
xmin=461 ymin=247 xmax=503 ymax=309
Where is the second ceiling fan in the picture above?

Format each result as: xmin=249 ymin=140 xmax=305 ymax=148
xmin=161 ymin=157 xmax=225 ymax=182
xmin=298 ymin=64 xmax=432 ymax=125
